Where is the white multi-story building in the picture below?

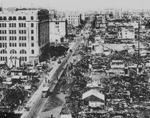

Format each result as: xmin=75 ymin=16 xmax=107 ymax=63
xmin=49 ymin=18 xmax=67 ymax=44
xmin=118 ymin=28 xmax=135 ymax=39
xmin=0 ymin=8 xmax=49 ymax=67
xmin=65 ymin=12 xmax=81 ymax=27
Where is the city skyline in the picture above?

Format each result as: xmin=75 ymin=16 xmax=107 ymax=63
xmin=1 ymin=0 xmax=150 ymax=11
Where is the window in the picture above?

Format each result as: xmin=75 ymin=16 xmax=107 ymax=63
xmin=20 ymin=57 xmax=27 ymax=61
xmin=9 ymin=30 xmax=16 ymax=34
xmin=0 ymin=57 xmax=7 ymax=61
xmin=23 ymin=16 xmax=26 ymax=20
xmin=0 ymin=43 xmax=7 ymax=48
xmin=0 ymin=49 xmax=7 ymax=54
xmin=31 ymin=50 xmax=34 ymax=54
xmin=31 ymin=36 xmax=34 ymax=40
xmin=18 ymin=16 xmax=22 ymax=20
xmin=31 ymin=43 xmax=34 ymax=47
xmin=24 ymin=30 xmax=26 ymax=34
xmin=19 ymin=30 xmax=21 ymax=34
xmin=31 ymin=30 xmax=34 ymax=34
xmin=9 ymin=43 xmax=17 ymax=47
xmin=19 ymin=23 xmax=21 ymax=27
xmin=31 ymin=16 xmax=34 ymax=20
xmin=13 ymin=16 xmax=16 ymax=20
xmin=5 ymin=43 xmax=7 ymax=47
xmin=10 ymin=49 xmax=17 ymax=54
xmin=8 ymin=17 xmax=12 ymax=20
xmin=19 ymin=30 xmax=26 ymax=34
xmin=31 ymin=23 xmax=34 ymax=27
xmin=19 ymin=23 xmax=26 ymax=27
xmin=19 ymin=43 xmax=26 ymax=47
xmin=20 ymin=49 xmax=27 ymax=54
xmin=3 ymin=17 xmax=7 ymax=20
xmin=56 ymin=22 xmax=59 ymax=25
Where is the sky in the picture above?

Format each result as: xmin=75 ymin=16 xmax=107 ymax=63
xmin=1 ymin=0 xmax=150 ymax=11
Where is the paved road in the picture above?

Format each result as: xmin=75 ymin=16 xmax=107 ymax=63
xmin=20 ymin=37 xmax=81 ymax=118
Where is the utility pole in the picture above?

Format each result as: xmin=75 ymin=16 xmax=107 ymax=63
xmin=137 ymin=19 xmax=141 ymax=75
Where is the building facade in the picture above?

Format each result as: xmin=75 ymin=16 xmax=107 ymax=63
xmin=65 ymin=12 xmax=81 ymax=27
xmin=49 ymin=19 xmax=67 ymax=44
xmin=118 ymin=28 xmax=135 ymax=39
xmin=0 ymin=8 xmax=49 ymax=67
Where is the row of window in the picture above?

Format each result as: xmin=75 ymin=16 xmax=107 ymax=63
xmin=9 ymin=43 xmax=34 ymax=47
xmin=20 ymin=57 xmax=27 ymax=61
xmin=0 ymin=23 xmax=35 ymax=27
xmin=10 ymin=36 xmax=17 ymax=40
xmin=0 ymin=30 xmax=34 ymax=34
xmin=0 ymin=36 xmax=34 ymax=40
xmin=0 ymin=30 xmax=7 ymax=34
xmin=0 ymin=56 xmax=27 ymax=62
xmin=0 ymin=36 xmax=7 ymax=40
xmin=19 ymin=30 xmax=34 ymax=34
xmin=68 ymin=16 xmax=80 ymax=17
xmin=0 ymin=57 xmax=7 ymax=61
xmin=9 ymin=43 xmax=17 ymax=47
xmin=0 ymin=43 xmax=7 ymax=48
xmin=9 ymin=23 xmax=16 ymax=27
xmin=0 ymin=49 xmax=35 ymax=54
xmin=0 ymin=23 xmax=6 ymax=27
xmin=19 ymin=36 xmax=26 ymax=40
xmin=0 ymin=16 xmax=34 ymax=21
xmin=19 ymin=30 xmax=26 ymax=34
xmin=19 ymin=23 xmax=26 ymax=27
xmin=0 ymin=43 xmax=35 ymax=47
xmin=19 ymin=43 xmax=26 ymax=47
xmin=9 ymin=30 xmax=16 ymax=34
xmin=9 ymin=56 xmax=27 ymax=61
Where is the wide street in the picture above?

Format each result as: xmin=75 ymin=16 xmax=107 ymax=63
xmin=20 ymin=35 xmax=82 ymax=118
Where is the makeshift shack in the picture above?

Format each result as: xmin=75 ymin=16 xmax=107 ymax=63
xmin=82 ymin=89 xmax=105 ymax=108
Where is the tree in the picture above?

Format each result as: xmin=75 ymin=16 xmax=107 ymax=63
xmin=2 ymin=86 xmax=28 ymax=110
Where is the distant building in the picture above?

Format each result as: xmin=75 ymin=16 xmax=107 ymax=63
xmin=49 ymin=18 xmax=67 ymax=45
xmin=0 ymin=8 xmax=49 ymax=67
xmin=82 ymin=89 xmax=105 ymax=109
xmin=118 ymin=28 xmax=135 ymax=39
xmin=65 ymin=12 xmax=81 ymax=27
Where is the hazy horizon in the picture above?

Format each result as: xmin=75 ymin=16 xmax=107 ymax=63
xmin=1 ymin=0 xmax=150 ymax=11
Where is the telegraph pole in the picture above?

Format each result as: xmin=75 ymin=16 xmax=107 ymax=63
xmin=137 ymin=19 xmax=141 ymax=75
